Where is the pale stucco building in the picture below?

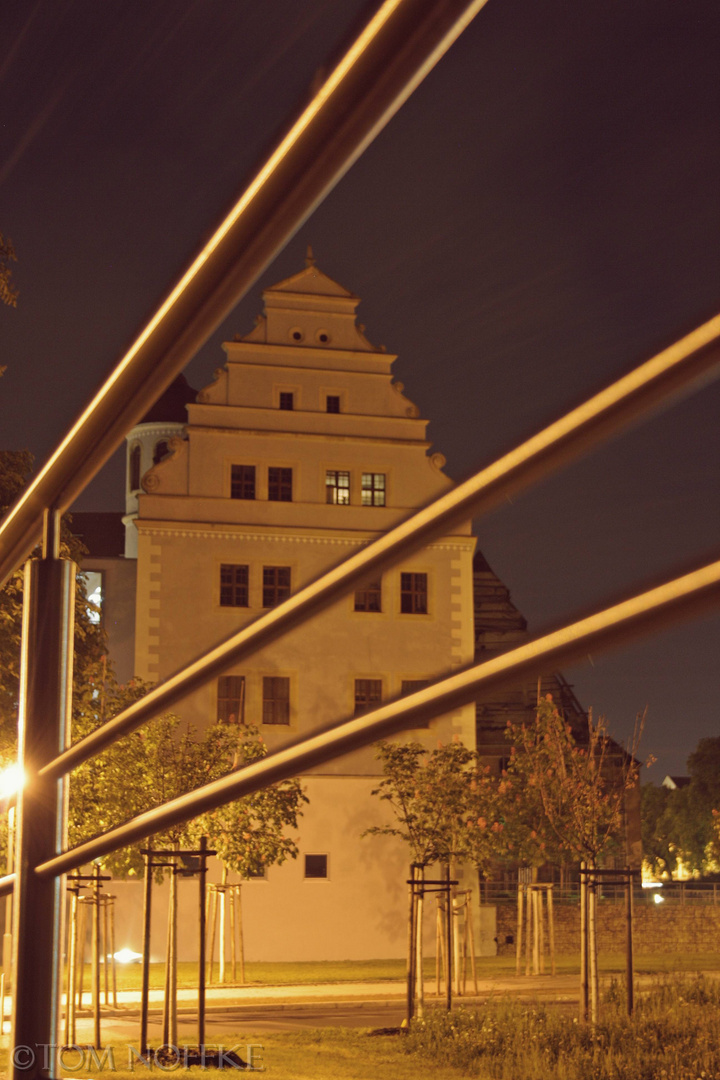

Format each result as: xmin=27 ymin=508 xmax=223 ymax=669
xmin=112 ymin=256 xmax=480 ymax=961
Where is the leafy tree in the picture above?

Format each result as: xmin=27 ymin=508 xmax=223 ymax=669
xmin=199 ymin=725 xmax=306 ymax=879
xmin=641 ymin=783 xmax=679 ymax=877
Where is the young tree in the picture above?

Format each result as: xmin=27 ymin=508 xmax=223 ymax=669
xmin=366 ymin=740 xmax=503 ymax=1016
xmin=506 ymin=696 xmax=645 ymax=1022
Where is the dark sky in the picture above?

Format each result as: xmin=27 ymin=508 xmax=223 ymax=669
xmin=1 ymin=0 xmax=719 ymax=777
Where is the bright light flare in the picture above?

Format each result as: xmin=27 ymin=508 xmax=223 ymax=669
xmin=113 ymin=948 xmax=142 ymax=964
xmin=0 ymin=763 xmax=25 ymax=800
xmin=654 ymin=893 xmax=665 ymax=904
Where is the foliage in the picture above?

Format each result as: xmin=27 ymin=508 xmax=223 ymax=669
xmin=404 ymin=975 xmax=720 ymax=1079
xmin=198 ymin=724 xmax=307 ymax=879
xmin=0 ymin=233 xmax=18 ymax=308
xmin=640 ymin=783 xmax=679 ymax=877
xmin=505 ymin=696 xmax=643 ymax=867
xmin=365 ymin=739 xmax=505 ymax=873
xmin=641 ymin=738 xmax=720 ymax=877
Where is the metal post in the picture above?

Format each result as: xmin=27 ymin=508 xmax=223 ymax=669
xmin=406 ymin=864 xmax=416 ymax=1025
xmin=11 ymin=510 xmax=74 ymax=1080
xmin=198 ymin=837 xmax=207 ymax=1051
xmin=625 ymin=869 xmax=634 ymax=1016
xmin=580 ymin=864 xmax=588 ymax=1021
xmin=140 ymin=855 xmax=152 ymax=1055
xmin=92 ymin=864 xmax=101 ymax=1048
xmin=445 ymin=863 xmax=452 ymax=1012
xmin=3 ymin=806 xmax=15 ymax=986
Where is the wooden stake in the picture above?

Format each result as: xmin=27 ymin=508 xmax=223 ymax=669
xmin=207 ymin=886 xmax=217 ymax=985
xmin=538 ymin=888 xmax=545 ymax=975
xmin=516 ymin=883 xmax=523 ymax=976
xmin=466 ymin=890 xmax=478 ymax=994
xmin=580 ymin=863 xmax=588 ymax=1021
xmin=229 ymin=884 xmax=237 ymax=983
xmin=415 ymin=865 xmax=425 ymax=1018
xmin=547 ymin=886 xmax=556 ymax=976
xmin=237 ymin=885 xmax=246 ymax=985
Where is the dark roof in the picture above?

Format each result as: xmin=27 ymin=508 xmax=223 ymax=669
xmin=140 ymin=374 xmax=196 ymax=424
xmin=70 ymin=512 xmax=125 ymax=557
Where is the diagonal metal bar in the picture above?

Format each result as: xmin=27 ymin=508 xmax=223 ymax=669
xmin=39 ymin=312 xmax=720 ymax=783
xmin=36 ymin=553 xmax=720 ymax=878
xmin=0 ymin=873 xmax=15 ymax=898
xmin=0 ymin=0 xmax=489 ymax=590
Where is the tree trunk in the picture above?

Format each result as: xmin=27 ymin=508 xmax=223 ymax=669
xmin=415 ymin=865 xmax=425 ymax=1018
xmin=588 ymin=862 xmax=599 ymax=1025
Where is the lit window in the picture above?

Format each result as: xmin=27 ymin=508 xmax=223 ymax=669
xmin=326 ymin=395 xmax=340 ymax=413
xmin=361 ymin=473 xmax=385 ymax=506
xmin=354 ymin=679 xmax=382 ymax=717
xmin=81 ymin=571 xmax=103 ymax=625
xmin=217 ymin=676 xmax=245 ymax=724
xmin=268 ymin=467 xmax=292 ymax=501
xmin=263 ymin=676 xmax=290 ymax=725
xmin=220 ymin=564 xmax=249 ymax=607
xmin=326 ymin=470 xmax=350 ymax=505
xmin=400 ymin=573 xmax=428 ymax=614
xmin=279 ymin=392 xmax=294 ymax=410
xmin=304 ymin=854 xmax=328 ymax=879
xmin=231 ymin=465 xmax=256 ymax=500
xmin=129 ymin=444 xmax=141 ymax=491
xmin=354 ymin=581 xmax=381 ymax=612
xmin=263 ymin=566 xmax=291 ymax=607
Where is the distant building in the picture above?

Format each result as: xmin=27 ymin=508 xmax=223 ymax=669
xmin=662 ymin=775 xmax=691 ymax=791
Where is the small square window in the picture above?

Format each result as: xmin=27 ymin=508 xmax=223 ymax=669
xmin=220 ymin=564 xmax=249 ymax=607
xmin=263 ymin=676 xmax=290 ymax=725
xmin=268 ymin=467 xmax=292 ymax=501
xmin=279 ymin=392 xmax=294 ymax=411
xmin=217 ymin=675 xmax=245 ymax=724
xmin=326 ymin=395 xmax=340 ymax=413
xmin=304 ymin=854 xmax=328 ymax=879
xmin=400 ymin=572 xmax=428 ymax=615
xmin=354 ymin=678 xmax=382 ymax=717
xmin=354 ymin=581 xmax=381 ymax=612
xmin=231 ymin=465 xmax=256 ymax=500
xmin=263 ymin=566 xmax=291 ymax=607
xmin=326 ymin=470 xmax=350 ymax=505
xmin=361 ymin=473 xmax=386 ymax=506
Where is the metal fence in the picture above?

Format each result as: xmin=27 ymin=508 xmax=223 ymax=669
xmin=0 ymin=0 xmax=719 ymax=1073
xmin=481 ymin=882 xmax=720 ymax=907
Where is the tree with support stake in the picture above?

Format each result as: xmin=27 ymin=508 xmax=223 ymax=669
xmin=506 ymin=696 xmax=646 ymax=1024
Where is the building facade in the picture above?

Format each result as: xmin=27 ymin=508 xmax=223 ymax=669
xmin=123 ymin=257 xmax=479 ymax=960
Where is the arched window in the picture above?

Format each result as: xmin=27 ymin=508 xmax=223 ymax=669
xmin=129 ymin=444 xmax=141 ymax=491
xmin=153 ymin=439 xmax=169 ymax=466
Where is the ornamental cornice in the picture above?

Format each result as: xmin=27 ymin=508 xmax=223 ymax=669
xmin=135 ymin=523 xmax=475 ymax=551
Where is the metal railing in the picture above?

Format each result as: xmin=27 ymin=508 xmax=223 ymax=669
xmin=1 ymin=0 xmax=719 ymax=1072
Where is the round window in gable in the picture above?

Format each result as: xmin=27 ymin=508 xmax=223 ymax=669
xmin=316 ymin=329 xmax=331 ymax=344
xmin=289 ymin=327 xmax=304 ymax=342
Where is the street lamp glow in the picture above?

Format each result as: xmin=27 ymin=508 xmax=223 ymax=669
xmin=0 ymin=763 xmax=25 ymax=801
xmin=653 ymin=893 xmax=665 ymax=905
xmin=114 ymin=948 xmax=142 ymax=964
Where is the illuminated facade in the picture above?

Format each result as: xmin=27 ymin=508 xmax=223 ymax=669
xmin=125 ymin=257 xmax=479 ymax=960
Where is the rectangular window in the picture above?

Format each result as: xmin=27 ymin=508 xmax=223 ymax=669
xmin=326 ymin=395 xmax=340 ymax=413
xmin=263 ymin=676 xmax=290 ymax=725
xmin=268 ymin=467 xmax=292 ymax=501
xmin=354 ymin=580 xmax=381 ymax=612
xmin=231 ymin=465 xmax=256 ymax=500
xmin=361 ymin=472 xmax=386 ymax=506
xmin=263 ymin=566 xmax=291 ymax=607
xmin=401 ymin=679 xmax=430 ymax=696
xmin=279 ymin=392 xmax=294 ymax=410
xmin=326 ymin=470 xmax=350 ymax=505
xmin=354 ymin=678 xmax=382 ymax=717
xmin=304 ymin=854 xmax=328 ymax=879
xmin=220 ymin=564 xmax=249 ymax=607
xmin=217 ymin=675 xmax=245 ymax=724
xmin=400 ymin=572 xmax=428 ymax=614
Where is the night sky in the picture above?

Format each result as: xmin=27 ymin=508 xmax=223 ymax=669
xmin=1 ymin=0 xmax=719 ymax=777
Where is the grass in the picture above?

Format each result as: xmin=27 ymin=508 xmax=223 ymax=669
xmin=404 ymin=974 xmax=720 ymax=1079
xmin=80 ymin=952 xmax=720 ymax=991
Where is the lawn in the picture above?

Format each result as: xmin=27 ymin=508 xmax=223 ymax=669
xmin=82 ymin=952 xmax=720 ymax=991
